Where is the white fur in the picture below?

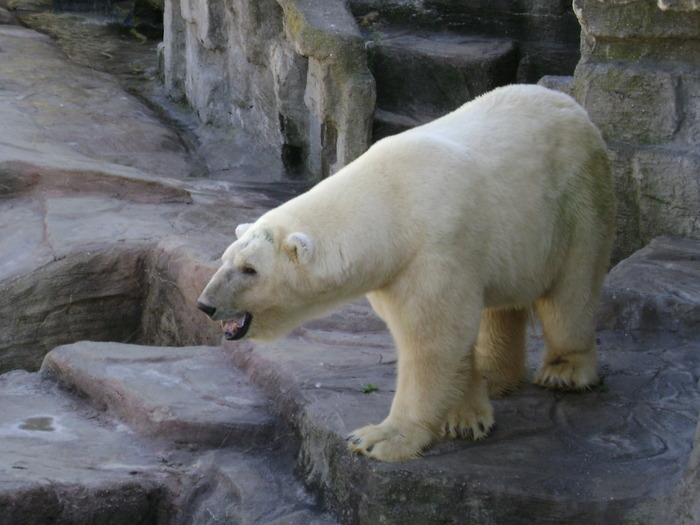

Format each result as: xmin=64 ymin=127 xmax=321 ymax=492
xmin=198 ymin=85 xmax=616 ymax=461
xmin=235 ymin=223 xmax=252 ymax=239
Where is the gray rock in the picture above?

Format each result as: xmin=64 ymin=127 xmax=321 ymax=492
xmin=177 ymin=450 xmax=335 ymax=525
xmin=350 ymin=0 xmax=581 ymax=82
xmin=226 ymin=302 xmax=700 ymax=524
xmin=368 ymin=33 xmax=517 ymax=123
xmin=0 ymin=24 xmax=195 ymax=181
xmin=41 ymin=342 xmax=278 ymax=447
xmin=161 ymin=0 xmax=375 ymax=181
xmin=0 ymin=370 xmax=172 ymax=524
xmin=599 ymin=237 xmax=700 ymax=336
xmin=0 ymin=366 xmax=335 ymax=524
xmin=570 ymin=0 xmax=700 ymax=259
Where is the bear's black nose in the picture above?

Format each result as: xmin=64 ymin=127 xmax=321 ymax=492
xmin=197 ymin=301 xmax=217 ymax=318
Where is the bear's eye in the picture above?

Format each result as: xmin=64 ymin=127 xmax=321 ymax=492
xmin=241 ymin=265 xmax=257 ymax=276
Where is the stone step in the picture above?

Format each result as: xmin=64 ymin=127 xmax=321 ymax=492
xmin=0 ymin=365 xmax=335 ymax=524
xmin=178 ymin=450 xmax=336 ymax=525
xmin=41 ymin=342 xmax=278 ymax=448
xmin=0 ymin=369 xmax=172 ymax=524
xmin=366 ymin=31 xmax=518 ymax=140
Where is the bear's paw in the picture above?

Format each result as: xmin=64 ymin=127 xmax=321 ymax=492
xmin=534 ymin=352 xmax=598 ymax=390
xmin=347 ymin=420 xmax=434 ymax=462
xmin=442 ymin=397 xmax=494 ymax=440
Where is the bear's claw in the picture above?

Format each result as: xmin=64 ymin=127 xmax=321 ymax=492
xmin=347 ymin=421 xmax=433 ymax=461
xmin=534 ymin=356 xmax=598 ymax=391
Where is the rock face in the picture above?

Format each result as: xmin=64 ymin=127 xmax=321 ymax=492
xmin=160 ymin=0 xmax=580 ymax=178
xmin=161 ymin=0 xmax=375 ymax=181
xmin=349 ymin=0 xmax=581 ymax=83
xmin=568 ymin=0 xmax=700 ymax=260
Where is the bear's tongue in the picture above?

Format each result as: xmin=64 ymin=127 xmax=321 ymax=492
xmin=221 ymin=312 xmax=252 ymax=341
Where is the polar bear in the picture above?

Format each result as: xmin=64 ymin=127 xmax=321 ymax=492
xmin=197 ymin=84 xmax=616 ymax=462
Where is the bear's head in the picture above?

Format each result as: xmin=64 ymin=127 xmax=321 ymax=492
xmin=197 ymin=222 xmax=318 ymax=342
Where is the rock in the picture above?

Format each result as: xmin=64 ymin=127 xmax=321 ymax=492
xmin=161 ymin=0 xmax=375 ymax=181
xmin=0 ymin=370 xmax=172 ymax=524
xmin=226 ymin=300 xmax=700 ymax=524
xmin=349 ymin=0 xmax=581 ymax=82
xmin=0 ymin=363 xmax=334 ymax=524
xmin=0 ymin=6 xmax=17 ymax=23
xmin=368 ymin=32 xmax=517 ymax=134
xmin=570 ymin=0 xmax=700 ymax=259
xmin=0 ymin=248 xmax=147 ymax=373
xmin=177 ymin=450 xmax=335 ymax=524
xmin=599 ymin=237 xmax=700 ymax=336
xmin=0 ymin=16 xmax=284 ymax=372
xmin=0 ymin=24 xmax=195 ymax=181
xmin=42 ymin=342 xmax=278 ymax=447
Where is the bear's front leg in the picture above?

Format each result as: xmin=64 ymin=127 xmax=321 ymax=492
xmin=348 ymin=310 xmax=493 ymax=461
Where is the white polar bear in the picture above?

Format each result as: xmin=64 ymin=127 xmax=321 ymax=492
xmin=197 ymin=84 xmax=616 ymax=462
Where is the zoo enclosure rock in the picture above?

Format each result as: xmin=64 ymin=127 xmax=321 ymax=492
xmin=160 ymin=0 xmax=580 ymax=180
xmin=568 ymin=0 xmax=700 ymax=260
xmin=599 ymin=237 xmax=700 ymax=337
xmin=161 ymin=0 xmax=375 ymax=182
xmin=0 ymin=346 xmax=336 ymax=524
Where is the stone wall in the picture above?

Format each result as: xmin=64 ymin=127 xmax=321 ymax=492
xmin=569 ymin=0 xmax=700 ymax=260
xmin=161 ymin=0 xmax=374 ymax=182
xmin=348 ymin=0 xmax=581 ymax=83
xmin=161 ymin=0 xmax=699 ymax=260
xmin=160 ymin=0 xmax=578 ymax=180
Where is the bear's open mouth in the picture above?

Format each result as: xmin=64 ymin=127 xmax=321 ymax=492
xmin=221 ymin=312 xmax=252 ymax=341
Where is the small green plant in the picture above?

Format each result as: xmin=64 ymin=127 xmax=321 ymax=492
xmin=361 ymin=384 xmax=378 ymax=393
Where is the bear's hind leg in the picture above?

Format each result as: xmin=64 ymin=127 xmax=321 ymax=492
xmin=533 ymin=283 xmax=600 ymax=390
xmin=475 ymin=307 xmax=528 ymax=397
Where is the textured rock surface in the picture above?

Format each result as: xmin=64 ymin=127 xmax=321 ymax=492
xmin=227 ymin=312 xmax=700 ymax=524
xmin=368 ymin=32 xmax=517 ymax=139
xmin=568 ymin=0 xmax=700 ymax=261
xmin=349 ymin=0 xmax=581 ymax=83
xmin=160 ymin=0 xmax=580 ymax=178
xmin=42 ymin=343 xmax=278 ymax=447
xmin=0 ymin=358 xmax=334 ymax=524
xmin=161 ymin=0 xmax=375 ymax=181
xmin=599 ymin=237 xmax=700 ymax=337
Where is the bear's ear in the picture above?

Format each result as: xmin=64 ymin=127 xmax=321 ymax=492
xmin=285 ymin=232 xmax=314 ymax=264
xmin=235 ymin=223 xmax=253 ymax=239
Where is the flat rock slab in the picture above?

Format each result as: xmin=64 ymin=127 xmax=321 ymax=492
xmin=225 ymin=301 xmax=700 ymax=524
xmin=42 ymin=342 xmax=277 ymax=447
xmin=0 ymin=370 xmax=172 ymax=524
xmin=0 ymin=24 xmax=194 ymax=180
